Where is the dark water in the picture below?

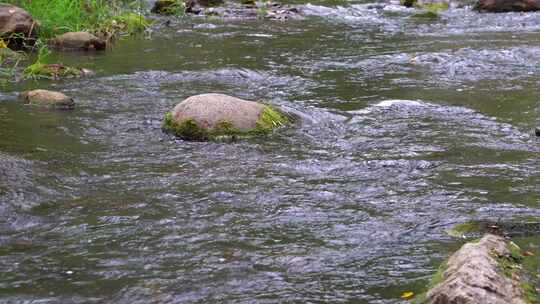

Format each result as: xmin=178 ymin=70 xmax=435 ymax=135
xmin=1 ymin=1 xmax=540 ymax=303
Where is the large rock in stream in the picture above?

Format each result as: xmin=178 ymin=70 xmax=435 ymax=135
xmin=162 ymin=93 xmax=292 ymax=140
xmin=475 ymin=0 xmax=540 ymax=12
xmin=0 ymin=4 xmax=38 ymax=48
xmin=425 ymin=234 xmax=526 ymax=304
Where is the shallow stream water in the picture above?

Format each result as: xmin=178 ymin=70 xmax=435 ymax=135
xmin=1 ymin=1 xmax=540 ymax=303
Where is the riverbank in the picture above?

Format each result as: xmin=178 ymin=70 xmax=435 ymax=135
xmin=0 ymin=0 xmax=148 ymax=82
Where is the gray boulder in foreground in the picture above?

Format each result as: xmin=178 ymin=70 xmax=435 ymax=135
xmin=425 ymin=234 xmax=526 ymax=304
xmin=162 ymin=93 xmax=292 ymax=140
xmin=20 ymin=89 xmax=74 ymax=109
xmin=475 ymin=0 xmax=540 ymax=12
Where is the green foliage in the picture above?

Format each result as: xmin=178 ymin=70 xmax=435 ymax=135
xmin=152 ymin=0 xmax=186 ymax=15
xmin=23 ymin=42 xmax=81 ymax=79
xmin=113 ymin=13 xmax=149 ymax=33
xmin=5 ymin=0 xmax=148 ymax=39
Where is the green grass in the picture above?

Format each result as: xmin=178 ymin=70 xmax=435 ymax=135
xmin=0 ymin=39 xmax=24 ymax=84
xmin=152 ymin=0 xmax=186 ymax=15
xmin=22 ymin=41 xmax=81 ymax=79
xmin=5 ymin=0 xmax=147 ymax=39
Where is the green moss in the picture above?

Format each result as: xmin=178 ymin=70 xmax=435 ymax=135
xmin=447 ymin=222 xmax=480 ymax=238
xmin=162 ymin=112 xmax=209 ymax=141
xmin=412 ymin=11 xmax=439 ymax=18
xmin=411 ymin=261 xmax=449 ymax=304
xmin=489 ymin=241 xmax=523 ymax=279
xmin=420 ymin=2 xmax=449 ymax=12
xmin=522 ymin=282 xmax=540 ymax=304
xmin=23 ymin=62 xmax=81 ymax=79
xmin=412 ymin=1 xmax=448 ymax=18
xmin=251 ymin=105 xmax=292 ymax=135
xmin=162 ymin=105 xmax=292 ymax=141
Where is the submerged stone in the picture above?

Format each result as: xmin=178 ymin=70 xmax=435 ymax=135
xmin=20 ymin=89 xmax=75 ymax=109
xmin=475 ymin=0 xmax=540 ymax=12
xmin=50 ymin=32 xmax=106 ymax=51
xmin=162 ymin=93 xmax=292 ymax=140
xmin=425 ymin=234 xmax=526 ymax=304
xmin=0 ymin=4 xmax=38 ymax=49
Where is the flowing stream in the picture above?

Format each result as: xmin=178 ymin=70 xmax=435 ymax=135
xmin=1 ymin=1 xmax=540 ymax=303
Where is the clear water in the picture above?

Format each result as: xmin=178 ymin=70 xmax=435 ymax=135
xmin=1 ymin=1 xmax=539 ymax=303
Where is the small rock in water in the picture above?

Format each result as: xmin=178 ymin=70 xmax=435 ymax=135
xmin=50 ymin=31 xmax=106 ymax=51
xmin=535 ymin=127 xmax=540 ymax=137
xmin=20 ymin=89 xmax=75 ymax=110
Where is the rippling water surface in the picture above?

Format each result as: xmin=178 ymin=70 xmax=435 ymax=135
xmin=1 ymin=1 xmax=539 ymax=303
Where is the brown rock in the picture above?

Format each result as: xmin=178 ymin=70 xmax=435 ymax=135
xmin=475 ymin=0 xmax=540 ymax=12
xmin=50 ymin=32 xmax=106 ymax=51
xmin=0 ymin=4 xmax=38 ymax=48
xmin=426 ymin=234 xmax=525 ymax=304
xmin=20 ymin=89 xmax=75 ymax=109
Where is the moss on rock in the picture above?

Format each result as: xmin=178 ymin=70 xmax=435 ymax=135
xmin=447 ymin=222 xmax=481 ymax=238
xmin=411 ymin=261 xmax=449 ymax=304
xmin=23 ymin=63 xmax=84 ymax=79
xmin=162 ymin=103 xmax=292 ymax=141
xmin=411 ymin=1 xmax=449 ymax=18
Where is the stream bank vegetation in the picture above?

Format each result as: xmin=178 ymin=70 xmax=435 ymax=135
xmin=5 ymin=0 xmax=148 ymax=40
xmin=1 ymin=0 xmax=149 ymax=83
